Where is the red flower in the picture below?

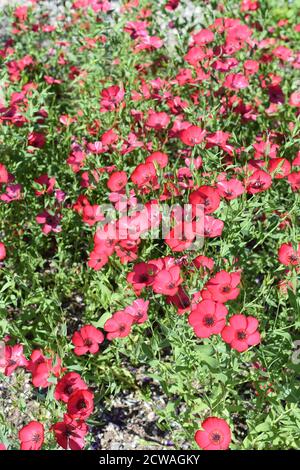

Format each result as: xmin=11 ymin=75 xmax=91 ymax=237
xmin=36 ymin=210 xmax=62 ymax=235
xmin=145 ymin=111 xmax=170 ymax=130
xmin=221 ymin=314 xmax=261 ymax=352
xmin=55 ymin=372 xmax=88 ymax=403
xmin=268 ymin=158 xmax=291 ymax=179
xmin=145 ymin=151 xmax=168 ymax=169
xmin=0 ymin=164 xmax=8 ymax=184
xmin=289 ymin=90 xmax=300 ymax=107
xmin=34 ymin=174 xmax=56 ymax=196
xmin=184 ymin=46 xmax=206 ymax=66
xmin=243 ymin=59 xmax=259 ymax=75
xmin=217 ymin=179 xmax=244 ymax=200
xmin=180 ymin=125 xmax=206 ymax=146
xmin=28 ymin=350 xmax=63 ymax=388
xmin=124 ymin=299 xmax=149 ymax=324
xmin=188 ymin=300 xmax=228 ymax=338
xmin=165 ymin=0 xmax=179 ymax=11
xmin=193 ymin=255 xmax=214 ymax=272
xmin=127 ymin=262 xmax=158 ymax=292
xmin=165 ymin=222 xmax=196 ymax=252
xmin=288 ymin=172 xmax=300 ymax=191
xmin=193 ymin=29 xmax=214 ymax=45
xmin=166 ymin=286 xmax=191 ymax=314
xmin=19 ymin=421 xmax=44 ymax=451
xmin=246 ymin=170 xmax=272 ymax=194
xmin=107 ymin=171 xmax=128 ymax=192
xmin=0 ymin=242 xmax=6 ymax=261
xmin=0 ymin=184 xmax=22 ymax=203
xmin=67 ymin=389 xmax=94 ymax=420
xmin=82 ymin=204 xmax=104 ymax=226
xmin=153 ymin=266 xmax=183 ymax=296
xmin=72 ymin=325 xmax=104 ymax=356
xmin=14 ymin=5 xmax=28 ymax=22
xmin=104 ymin=311 xmax=134 ymax=340
xmin=88 ymin=250 xmax=109 ymax=271
xmin=224 ymin=73 xmax=249 ymax=90
xmin=203 ymin=270 xmax=241 ymax=303
xmin=4 ymin=344 xmax=28 ymax=376
xmin=278 ymin=242 xmax=300 ymax=266
xmin=52 ymin=415 xmax=88 ymax=450
xmin=189 ymin=186 xmax=220 ymax=214
xmin=203 ymin=216 xmax=224 ymax=238
xmin=28 ymin=132 xmax=46 ymax=148
xmin=131 ymin=162 xmax=157 ymax=189
xmin=195 ymin=417 xmax=231 ymax=450
xmin=100 ymin=85 xmax=124 ymax=112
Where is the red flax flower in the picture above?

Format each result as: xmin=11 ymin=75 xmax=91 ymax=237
xmin=0 ymin=164 xmax=8 ymax=184
xmin=124 ymin=299 xmax=149 ymax=324
xmin=107 ymin=171 xmax=128 ymax=192
xmin=278 ymin=242 xmax=300 ymax=266
xmin=189 ymin=185 xmax=220 ymax=214
xmin=153 ymin=266 xmax=183 ymax=296
xmin=19 ymin=421 xmax=44 ymax=450
xmin=72 ymin=325 xmax=104 ymax=356
xmin=288 ymin=172 xmax=300 ymax=191
xmin=100 ymin=85 xmax=124 ymax=112
xmin=268 ymin=158 xmax=291 ymax=179
xmin=130 ymin=162 xmax=157 ymax=189
xmin=67 ymin=389 xmax=94 ymax=420
xmin=88 ymin=250 xmax=109 ymax=271
xmin=127 ymin=262 xmax=158 ymax=292
xmin=4 ymin=344 xmax=28 ymax=376
xmin=82 ymin=204 xmax=104 ymax=226
xmin=203 ymin=215 xmax=224 ymax=238
xmin=104 ymin=311 xmax=134 ymax=340
xmin=145 ymin=111 xmax=170 ymax=130
xmin=145 ymin=151 xmax=168 ymax=169
xmin=28 ymin=132 xmax=46 ymax=149
xmin=195 ymin=417 xmax=231 ymax=450
xmin=217 ymin=179 xmax=245 ymax=200
xmin=55 ymin=372 xmax=88 ymax=403
xmin=203 ymin=270 xmax=241 ymax=303
xmin=0 ymin=242 xmax=6 ymax=261
xmin=180 ymin=125 xmax=206 ymax=146
xmin=221 ymin=314 xmax=261 ymax=352
xmin=189 ymin=300 xmax=228 ymax=338
xmin=52 ymin=415 xmax=88 ymax=451
xmin=34 ymin=174 xmax=56 ymax=196
xmin=36 ymin=210 xmax=62 ymax=235
xmin=27 ymin=349 xmax=63 ymax=388
xmin=246 ymin=170 xmax=272 ymax=194
xmin=165 ymin=221 xmax=196 ymax=252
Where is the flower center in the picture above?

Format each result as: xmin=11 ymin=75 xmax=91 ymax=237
xmin=77 ymin=399 xmax=86 ymax=410
xmin=237 ymin=330 xmax=247 ymax=340
xmin=222 ymin=285 xmax=231 ymax=293
xmin=203 ymin=315 xmax=215 ymax=327
xmin=209 ymin=430 xmax=223 ymax=444
xmin=64 ymin=385 xmax=73 ymax=396
xmin=252 ymin=180 xmax=263 ymax=189
xmin=139 ymin=274 xmax=149 ymax=283
xmin=32 ymin=433 xmax=41 ymax=443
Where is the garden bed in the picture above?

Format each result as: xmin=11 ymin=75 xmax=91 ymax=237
xmin=0 ymin=0 xmax=300 ymax=452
